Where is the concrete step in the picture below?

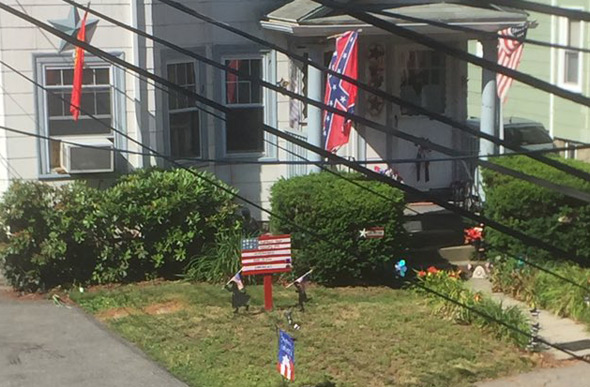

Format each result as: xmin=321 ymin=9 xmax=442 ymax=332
xmin=407 ymin=229 xmax=465 ymax=249
xmin=439 ymin=245 xmax=476 ymax=264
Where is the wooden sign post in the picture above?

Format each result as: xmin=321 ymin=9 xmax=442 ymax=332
xmin=241 ymin=234 xmax=292 ymax=311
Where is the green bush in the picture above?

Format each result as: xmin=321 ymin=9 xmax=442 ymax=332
xmin=482 ymin=155 xmax=590 ymax=262
xmin=269 ymin=172 xmax=407 ymax=285
xmin=415 ymin=268 xmax=531 ymax=348
xmin=0 ymin=168 xmax=239 ymax=291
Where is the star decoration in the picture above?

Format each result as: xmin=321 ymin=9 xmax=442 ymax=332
xmin=359 ymin=228 xmax=368 ymax=238
xmin=49 ymin=6 xmax=99 ymax=53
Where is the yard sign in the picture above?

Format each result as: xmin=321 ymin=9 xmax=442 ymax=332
xmin=241 ymin=234 xmax=292 ymax=310
xmin=278 ymin=329 xmax=295 ymax=382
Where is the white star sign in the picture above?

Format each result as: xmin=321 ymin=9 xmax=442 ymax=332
xmin=48 ymin=6 xmax=99 ymax=53
xmin=359 ymin=228 xmax=368 ymax=238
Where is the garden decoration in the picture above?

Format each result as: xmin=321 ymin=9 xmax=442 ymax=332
xmin=359 ymin=226 xmax=385 ymax=239
xmin=286 ymin=270 xmax=313 ymax=312
xmin=241 ymin=234 xmax=292 ymax=311
xmin=527 ymin=306 xmax=542 ymax=352
xmin=277 ymin=329 xmax=295 ymax=381
xmin=284 ymin=309 xmax=301 ymax=331
xmin=464 ymin=224 xmax=485 ymax=260
xmin=225 ymin=270 xmax=250 ymax=313
xmin=395 ymin=259 xmax=407 ymax=278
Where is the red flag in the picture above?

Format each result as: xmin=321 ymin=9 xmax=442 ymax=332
xmin=226 ymin=60 xmax=239 ymax=104
xmin=322 ymin=30 xmax=358 ymax=153
xmin=497 ymin=25 xmax=527 ymax=104
xmin=70 ymin=11 xmax=88 ymax=121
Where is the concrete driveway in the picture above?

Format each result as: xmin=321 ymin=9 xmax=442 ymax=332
xmin=0 ymin=289 xmax=187 ymax=387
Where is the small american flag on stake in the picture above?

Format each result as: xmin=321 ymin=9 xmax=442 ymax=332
xmin=497 ymin=25 xmax=528 ymax=104
xmin=241 ymin=234 xmax=292 ymax=276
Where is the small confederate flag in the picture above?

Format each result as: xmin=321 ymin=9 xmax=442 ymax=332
xmin=70 ymin=10 xmax=89 ymax=121
xmin=323 ymin=30 xmax=359 ymax=153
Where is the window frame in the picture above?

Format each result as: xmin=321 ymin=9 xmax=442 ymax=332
xmin=558 ymin=14 xmax=584 ymax=92
xmin=220 ymin=52 xmax=276 ymax=158
xmin=34 ymin=54 xmax=126 ymax=178
xmin=165 ymin=59 xmax=202 ymax=160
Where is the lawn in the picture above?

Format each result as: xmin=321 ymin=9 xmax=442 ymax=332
xmin=71 ymin=281 xmax=535 ymax=387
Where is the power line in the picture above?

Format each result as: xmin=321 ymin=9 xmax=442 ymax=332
xmin=2 ymin=2 xmax=587 ymax=265
xmin=152 ymin=0 xmax=590 ymax=186
xmin=313 ymin=0 xmax=590 ymax=108
xmin=472 ymin=0 xmax=590 ymax=23
xmin=2 ymin=11 xmax=588 ymax=361
xmin=372 ymin=8 xmax=590 ymax=54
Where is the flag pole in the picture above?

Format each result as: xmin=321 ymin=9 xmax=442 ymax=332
xmin=327 ymin=28 xmax=362 ymax=40
xmin=285 ymin=269 xmax=313 ymax=288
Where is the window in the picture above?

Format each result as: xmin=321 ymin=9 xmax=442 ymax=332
xmin=561 ymin=18 xmax=584 ymax=88
xmin=44 ymin=67 xmax=112 ymax=170
xmin=167 ymin=62 xmax=200 ymax=159
xmin=224 ymin=58 xmax=264 ymax=153
xmin=399 ymin=50 xmax=446 ymax=115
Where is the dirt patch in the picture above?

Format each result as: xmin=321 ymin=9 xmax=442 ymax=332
xmin=96 ymin=307 xmax=138 ymax=321
xmin=0 ymin=288 xmax=49 ymax=302
xmin=143 ymin=300 xmax=186 ymax=316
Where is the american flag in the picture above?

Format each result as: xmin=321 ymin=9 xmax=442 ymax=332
xmin=241 ymin=234 xmax=292 ymax=276
xmin=497 ymin=25 xmax=528 ymax=104
xmin=323 ymin=30 xmax=359 ymax=153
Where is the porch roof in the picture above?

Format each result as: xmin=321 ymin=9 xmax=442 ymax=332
xmin=261 ymin=1 xmax=527 ymax=37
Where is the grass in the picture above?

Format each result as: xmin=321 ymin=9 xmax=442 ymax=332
xmin=71 ymin=281 xmax=535 ymax=387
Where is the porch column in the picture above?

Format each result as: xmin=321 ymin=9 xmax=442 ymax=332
xmin=480 ymin=39 xmax=499 ymax=157
xmin=307 ymin=47 xmax=324 ymax=173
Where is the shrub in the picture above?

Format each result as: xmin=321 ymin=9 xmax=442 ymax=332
xmin=0 ymin=181 xmax=99 ymax=291
xmin=270 ymin=172 xmax=407 ymax=285
xmin=415 ymin=269 xmax=530 ymax=347
xmin=0 ymin=168 xmax=240 ymax=291
xmin=482 ymin=155 xmax=590 ymax=262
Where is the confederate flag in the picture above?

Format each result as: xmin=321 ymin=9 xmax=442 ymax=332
xmin=322 ymin=30 xmax=359 ymax=153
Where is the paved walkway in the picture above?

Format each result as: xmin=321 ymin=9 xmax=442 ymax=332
xmin=0 ymin=286 xmax=187 ymax=387
xmin=468 ymin=277 xmax=590 ymax=387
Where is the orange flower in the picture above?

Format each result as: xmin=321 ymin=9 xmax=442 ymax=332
xmin=427 ymin=266 xmax=439 ymax=274
xmin=417 ymin=270 xmax=426 ymax=277
xmin=474 ymin=293 xmax=482 ymax=302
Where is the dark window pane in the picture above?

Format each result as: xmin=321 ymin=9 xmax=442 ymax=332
xmin=80 ymin=91 xmax=95 ymax=115
xmin=49 ymin=117 xmax=111 ymax=136
xmin=82 ymin=68 xmax=94 ymax=85
xmin=226 ymin=107 xmax=264 ymax=153
xmin=170 ymin=111 xmax=200 ymax=158
xmin=250 ymin=59 xmax=261 ymax=78
xmin=62 ymin=69 xmax=74 ymax=85
xmin=47 ymin=92 xmax=64 ymax=117
xmin=96 ymin=91 xmax=111 ymax=115
xmin=46 ymin=70 xmax=61 ymax=86
xmin=186 ymin=63 xmax=195 ymax=84
xmin=177 ymin=64 xmax=187 ymax=85
xmin=95 ymin=68 xmax=109 ymax=84
xmin=167 ymin=64 xmax=177 ymax=84
xmin=238 ymin=82 xmax=250 ymax=104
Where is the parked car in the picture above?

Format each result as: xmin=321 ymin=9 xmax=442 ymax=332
xmin=466 ymin=117 xmax=556 ymax=152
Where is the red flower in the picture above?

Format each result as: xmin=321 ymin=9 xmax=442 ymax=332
xmin=417 ymin=270 xmax=427 ymax=277
xmin=427 ymin=266 xmax=439 ymax=274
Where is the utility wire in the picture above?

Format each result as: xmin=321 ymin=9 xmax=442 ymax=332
xmin=313 ymin=0 xmax=590 ymax=107
xmin=152 ymin=0 xmax=590 ymax=187
xmin=372 ymin=8 xmax=590 ymax=54
xmin=62 ymin=0 xmax=590 ymax=204
xmin=472 ymin=0 xmax=590 ymax=23
xmin=2 ymin=12 xmax=588 ymax=362
xmin=1 ymin=2 xmax=587 ymax=264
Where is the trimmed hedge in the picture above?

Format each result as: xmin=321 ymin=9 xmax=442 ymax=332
xmin=0 ymin=169 xmax=239 ymax=291
xmin=482 ymin=155 xmax=590 ymax=262
xmin=270 ymin=172 xmax=407 ymax=285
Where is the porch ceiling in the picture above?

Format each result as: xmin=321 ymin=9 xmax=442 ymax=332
xmin=261 ymin=1 xmax=527 ymax=37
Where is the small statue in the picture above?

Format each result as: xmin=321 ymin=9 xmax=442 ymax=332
xmin=294 ymin=281 xmax=308 ymax=312
xmin=225 ymin=281 xmax=250 ymax=314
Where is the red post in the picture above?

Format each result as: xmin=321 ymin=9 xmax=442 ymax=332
xmin=263 ymin=274 xmax=273 ymax=311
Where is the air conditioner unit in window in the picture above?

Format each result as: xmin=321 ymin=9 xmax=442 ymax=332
xmin=61 ymin=140 xmax=114 ymax=174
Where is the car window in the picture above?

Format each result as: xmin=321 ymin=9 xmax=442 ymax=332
xmin=505 ymin=125 xmax=552 ymax=145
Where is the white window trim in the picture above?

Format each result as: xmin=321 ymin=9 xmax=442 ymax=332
xmin=221 ymin=53 xmax=271 ymax=158
xmin=165 ymin=59 xmax=203 ymax=160
xmin=39 ymin=62 xmax=116 ymax=176
xmin=558 ymin=12 xmax=584 ymax=92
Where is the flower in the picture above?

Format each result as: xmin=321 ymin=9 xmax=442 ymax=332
xmin=427 ymin=266 xmax=439 ymax=274
xmin=474 ymin=293 xmax=482 ymax=302
xmin=417 ymin=270 xmax=426 ymax=277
